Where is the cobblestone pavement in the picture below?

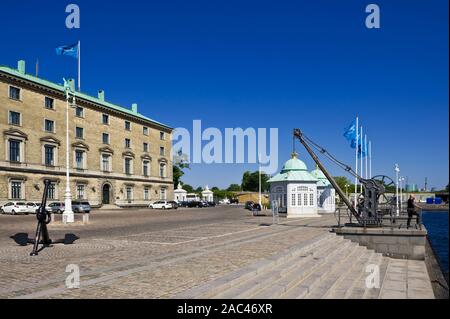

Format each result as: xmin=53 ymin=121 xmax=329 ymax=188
xmin=0 ymin=206 xmax=434 ymax=299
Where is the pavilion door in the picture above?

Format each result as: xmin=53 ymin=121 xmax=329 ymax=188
xmin=102 ymin=184 xmax=111 ymax=204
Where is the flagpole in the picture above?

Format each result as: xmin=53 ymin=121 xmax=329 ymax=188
xmin=360 ymin=126 xmax=363 ymax=193
xmin=365 ymin=134 xmax=368 ymax=179
xmin=78 ymin=40 xmax=81 ymax=91
xmin=355 ymin=116 xmax=359 ymax=208
xmin=369 ymin=141 xmax=372 ymax=178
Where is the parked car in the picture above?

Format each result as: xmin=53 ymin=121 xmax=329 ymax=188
xmin=49 ymin=202 xmax=65 ymax=214
xmin=178 ymin=201 xmax=189 ymax=208
xmin=252 ymin=203 xmax=262 ymax=211
xmin=245 ymin=201 xmax=255 ymax=210
xmin=207 ymin=201 xmax=216 ymax=207
xmin=168 ymin=201 xmax=179 ymax=209
xmin=0 ymin=202 xmax=29 ymax=215
xmin=26 ymin=202 xmax=51 ymax=214
xmin=149 ymin=200 xmax=174 ymax=209
xmin=187 ymin=201 xmax=207 ymax=208
xmin=230 ymin=198 xmax=239 ymax=204
xmin=72 ymin=201 xmax=91 ymax=214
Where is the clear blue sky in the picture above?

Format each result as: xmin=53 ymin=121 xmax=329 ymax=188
xmin=1 ymin=0 xmax=448 ymax=189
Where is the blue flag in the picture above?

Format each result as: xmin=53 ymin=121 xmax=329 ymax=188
xmin=343 ymin=120 xmax=357 ymax=147
xmin=56 ymin=43 xmax=79 ymax=58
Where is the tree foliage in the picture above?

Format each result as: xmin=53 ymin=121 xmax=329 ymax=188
xmin=241 ymin=171 xmax=270 ymax=192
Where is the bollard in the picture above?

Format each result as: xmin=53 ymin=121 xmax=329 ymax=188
xmin=82 ymin=213 xmax=89 ymax=224
xmin=50 ymin=212 xmax=55 ymax=224
xmin=62 ymin=214 xmax=68 ymax=224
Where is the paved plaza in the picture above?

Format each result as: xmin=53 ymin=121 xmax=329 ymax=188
xmin=0 ymin=206 xmax=435 ymax=299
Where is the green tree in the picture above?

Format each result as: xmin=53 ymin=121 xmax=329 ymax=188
xmin=182 ymin=184 xmax=194 ymax=193
xmin=195 ymin=186 xmax=203 ymax=194
xmin=172 ymin=149 xmax=190 ymax=187
xmin=211 ymin=186 xmax=220 ymax=192
xmin=333 ymin=176 xmax=353 ymax=193
xmin=241 ymin=171 xmax=270 ymax=192
xmin=227 ymin=184 xmax=242 ymax=192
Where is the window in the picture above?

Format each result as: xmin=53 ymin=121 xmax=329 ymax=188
xmin=160 ymin=132 xmax=165 ymax=140
xmin=144 ymin=187 xmax=150 ymax=200
xmin=160 ymin=147 xmax=165 ymax=156
xmin=126 ymin=186 xmax=133 ymax=200
xmin=143 ymin=143 xmax=149 ymax=152
xmin=75 ymin=150 xmax=84 ymax=169
xmin=304 ymin=193 xmax=308 ymax=206
xmin=44 ymin=145 xmax=55 ymax=166
xmin=102 ymin=133 xmax=109 ymax=144
xmin=44 ymin=119 xmax=55 ymax=133
xmin=124 ymin=158 xmax=132 ymax=174
xmin=77 ymin=184 xmax=86 ymax=199
xmin=125 ymin=121 xmax=131 ymax=130
xmin=143 ymin=160 xmax=150 ymax=176
xmin=45 ymin=97 xmax=54 ymax=109
xmin=76 ymin=127 xmax=84 ymax=139
xmin=48 ymin=183 xmax=56 ymax=200
xmin=102 ymin=114 xmax=109 ymax=124
xmin=75 ymin=106 xmax=84 ymax=117
xmin=9 ymin=86 xmax=21 ymax=100
xmin=297 ymin=193 xmax=302 ymax=206
xmin=102 ymin=154 xmax=111 ymax=171
xmin=9 ymin=111 xmax=21 ymax=125
xmin=159 ymin=163 xmax=166 ymax=178
xmin=143 ymin=127 xmax=149 ymax=135
xmin=291 ymin=194 xmax=296 ymax=207
xmin=310 ymin=193 xmax=314 ymax=206
xmin=160 ymin=188 xmax=167 ymax=200
xmin=9 ymin=140 xmax=21 ymax=162
xmin=125 ymin=138 xmax=131 ymax=148
xmin=10 ymin=181 xmax=22 ymax=199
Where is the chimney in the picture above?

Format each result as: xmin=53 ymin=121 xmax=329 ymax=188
xmin=131 ymin=103 xmax=138 ymax=113
xmin=98 ymin=90 xmax=105 ymax=101
xmin=68 ymin=79 xmax=76 ymax=92
xmin=18 ymin=60 xmax=26 ymax=74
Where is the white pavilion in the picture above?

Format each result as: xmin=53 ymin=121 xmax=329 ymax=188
xmin=310 ymin=167 xmax=336 ymax=213
xmin=268 ymin=152 xmax=321 ymax=218
xmin=201 ymin=186 xmax=214 ymax=202
xmin=173 ymin=183 xmax=187 ymax=202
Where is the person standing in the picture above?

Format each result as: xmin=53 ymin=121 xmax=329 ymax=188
xmin=407 ymin=195 xmax=421 ymax=229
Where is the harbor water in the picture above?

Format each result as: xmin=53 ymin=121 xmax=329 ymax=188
xmin=422 ymin=211 xmax=449 ymax=280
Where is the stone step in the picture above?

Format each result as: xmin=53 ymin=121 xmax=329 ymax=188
xmin=323 ymin=247 xmax=379 ymax=299
xmin=231 ymin=236 xmax=347 ymax=299
xmin=362 ymin=254 xmax=389 ymax=299
xmin=211 ymin=234 xmax=342 ymax=299
xmin=304 ymin=245 xmax=369 ymax=299
xmin=178 ymin=233 xmax=337 ymax=299
xmin=344 ymin=251 xmax=382 ymax=299
xmin=279 ymin=241 xmax=360 ymax=299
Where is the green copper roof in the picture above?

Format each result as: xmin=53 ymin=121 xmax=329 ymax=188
xmin=268 ymin=153 xmax=318 ymax=183
xmin=310 ymin=168 xmax=332 ymax=187
xmin=0 ymin=64 xmax=173 ymax=130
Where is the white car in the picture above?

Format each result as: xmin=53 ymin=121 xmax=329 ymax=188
xmin=149 ymin=200 xmax=173 ymax=210
xmin=0 ymin=202 xmax=29 ymax=215
xmin=25 ymin=202 xmax=51 ymax=214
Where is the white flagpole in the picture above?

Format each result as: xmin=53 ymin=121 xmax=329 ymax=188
xmin=360 ymin=126 xmax=363 ymax=193
xmin=369 ymin=141 xmax=372 ymax=178
xmin=365 ymin=134 xmax=368 ymax=179
xmin=354 ymin=116 xmax=359 ymax=207
xmin=78 ymin=40 xmax=81 ymax=91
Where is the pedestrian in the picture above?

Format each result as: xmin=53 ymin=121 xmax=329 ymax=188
xmin=407 ymin=195 xmax=421 ymax=229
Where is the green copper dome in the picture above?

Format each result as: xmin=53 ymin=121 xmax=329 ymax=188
xmin=310 ymin=167 xmax=332 ymax=187
xmin=281 ymin=153 xmax=308 ymax=172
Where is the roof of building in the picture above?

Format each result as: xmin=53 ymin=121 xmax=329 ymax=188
xmin=0 ymin=62 xmax=173 ymax=130
xmin=268 ymin=153 xmax=318 ymax=183
xmin=310 ymin=168 xmax=333 ymax=187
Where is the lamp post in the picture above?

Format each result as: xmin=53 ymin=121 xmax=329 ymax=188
xmin=63 ymin=79 xmax=75 ymax=223
xmin=394 ymin=164 xmax=400 ymax=217
xmin=399 ymin=177 xmax=405 ymax=213
xmin=258 ymin=153 xmax=262 ymax=208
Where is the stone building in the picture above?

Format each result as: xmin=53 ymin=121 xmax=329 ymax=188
xmin=268 ymin=153 xmax=320 ymax=218
xmin=0 ymin=60 xmax=173 ymax=207
xmin=201 ymin=186 xmax=214 ymax=202
xmin=173 ymin=183 xmax=187 ymax=202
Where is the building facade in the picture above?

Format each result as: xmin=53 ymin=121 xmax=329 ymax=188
xmin=0 ymin=60 xmax=173 ymax=207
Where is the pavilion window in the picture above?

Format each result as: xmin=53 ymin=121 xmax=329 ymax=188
xmin=291 ymin=194 xmax=296 ymax=207
xmin=310 ymin=193 xmax=314 ymax=206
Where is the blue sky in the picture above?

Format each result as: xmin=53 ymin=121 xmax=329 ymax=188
xmin=1 ymin=0 xmax=448 ymax=189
